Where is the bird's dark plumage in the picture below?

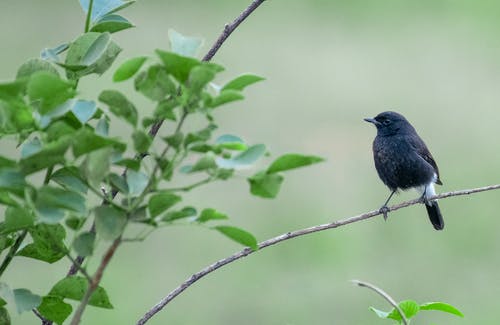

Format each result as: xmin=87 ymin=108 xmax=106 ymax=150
xmin=364 ymin=111 xmax=444 ymax=230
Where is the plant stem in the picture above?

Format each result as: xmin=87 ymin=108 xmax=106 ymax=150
xmin=0 ymin=230 xmax=28 ymax=279
xmin=84 ymin=0 xmax=94 ymax=33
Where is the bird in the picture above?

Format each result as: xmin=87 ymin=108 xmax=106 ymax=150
xmin=364 ymin=111 xmax=444 ymax=230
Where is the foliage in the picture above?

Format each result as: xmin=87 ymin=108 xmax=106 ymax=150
xmin=0 ymin=0 xmax=323 ymax=323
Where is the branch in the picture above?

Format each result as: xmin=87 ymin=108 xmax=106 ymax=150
xmin=351 ymin=280 xmax=408 ymax=325
xmin=202 ymin=0 xmax=267 ymax=61
xmin=136 ymin=183 xmax=500 ymax=324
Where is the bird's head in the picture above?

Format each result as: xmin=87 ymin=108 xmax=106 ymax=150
xmin=364 ymin=111 xmax=413 ymax=136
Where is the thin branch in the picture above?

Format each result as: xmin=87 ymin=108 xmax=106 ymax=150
xmin=70 ymin=237 xmax=121 ymax=325
xmin=136 ymin=183 xmax=500 ymax=325
xmin=0 ymin=230 xmax=28 ymax=279
xmin=351 ymin=280 xmax=408 ymax=325
xmin=202 ymin=0 xmax=267 ymax=61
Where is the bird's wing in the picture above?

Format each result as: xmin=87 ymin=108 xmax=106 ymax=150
xmin=407 ymin=135 xmax=442 ymax=185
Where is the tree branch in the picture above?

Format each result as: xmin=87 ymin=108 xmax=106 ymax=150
xmin=136 ymin=183 xmax=500 ymax=325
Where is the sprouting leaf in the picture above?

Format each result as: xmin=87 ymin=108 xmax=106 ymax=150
xmin=369 ymin=307 xmax=389 ymax=319
xmin=420 ymin=302 xmax=464 ymax=317
xmin=209 ymin=89 xmax=244 ymax=108
xmin=196 ymin=208 xmax=228 ymax=223
xmin=248 ymin=171 xmax=284 ymax=199
xmin=168 ymin=29 xmax=203 ymax=57
xmin=267 ymin=154 xmax=324 ymax=174
xmin=214 ymin=225 xmax=258 ymax=250
xmin=387 ymin=300 xmax=420 ymax=322
xmin=90 ymin=14 xmax=134 ymax=34
xmin=155 ymin=50 xmax=200 ymax=83
xmin=113 ymin=56 xmax=147 ymax=82
xmin=222 ymin=74 xmax=265 ymax=91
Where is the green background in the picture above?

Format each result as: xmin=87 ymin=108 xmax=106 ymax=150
xmin=2 ymin=0 xmax=500 ymax=324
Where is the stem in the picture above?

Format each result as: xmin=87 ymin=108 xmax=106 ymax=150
xmin=84 ymin=0 xmax=94 ymax=33
xmin=70 ymin=237 xmax=121 ymax=325
xmin=0 ymin=230 xmax=28 ymax=279
xmin=136 ymin=183 xmax=500 ymax=324
xmin=351 ymin=280 xmax=408 ymax=325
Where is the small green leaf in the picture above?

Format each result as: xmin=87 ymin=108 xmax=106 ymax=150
xmin=73 ymin=232 xmax=96 ymax=257
xmin=168 ymin=29 xmax=203 ymax=57
xmin=197 ymin=208 xmax=228 ymax=223
xmin=81 ymin=32 xmax=111 ymax=66
xmin=248 ymin=171 xmax=284 ymax=199
xmin=36 ymin=186 xmax=86 ymax=221
xmin=113 ymin=56 xmax=147 ymax=82
xmin=210 ymin=89 xmax=244 ymax=108
xmin=155 ymin=50 xmax=200 ymax=83
xmin=37 ymin=295 xmax=72 ymax=325
xmin=162 ymin=206 xmax=196 ymax=222
xmin=73 ymin=127 xmax=124 ymax=157
xmin=134 ymin=65 xmax=176 ymax=101
xmin=2 ymin=207 xmax=34 ymax=234
xmin=155 ymin=99 xmax=178 ymax=121
xmin=16 ymin=58 xmax=59 ymax=79
xmin=70 ymin=100 xmax=97 ymax=124
xmin=369 ymin=306 xmax=389 ymax=319
xmin=132 ymin=130 xmax=152 ymax=153
xmin=420 ymin=302 xmax=464 ymax=317
xmin=164 ymin=132 xmax=183 ymax=149
xmin=126 ymin=170 xmax=149 ymax=196
xmin=216 ymin=144 xmax=266 ymax=169
xmin=90 ymin=14 xmax=134 ymax=34
xmin=94 ymin=206 xmax=127 ymax=240
xmin=188 ymin=65 xmax=216 ymax=93
xmin=216 ymin=134 xmax=247 ymax=151
xmin=13 ymin=289 xmax=42 ymax=314
xmin=99 ymin=90 xmax=138 ymax=126
xmin=80 ymin=0 xmax=135 ymax=22
xmin=0 ymin=307 xmax=10 ymax=325
xmin=51 ymin=167 xmax=88 ymax=194
xmin=222 ymin=74 xmax=265 ymax=91
xmin=20 ymin=138 xmax=71 ymax=175
xmin=27 ymin=72 xmax=76 ymax=114
xmin=16 ymin=224 xmax=67 ymax=263
xmin=49 ymin=276 xmax=113 ymax=308
xmin=214 ymin=225 xmax=258 ymax=250
xmin=81 ymin=147 xmax=112 ymax=188
xmin=0 ymin=169 xmax=27 ymax=196
xmin=267 ymin=154 xmax=324 ymax=174
xmin=108 ymin=173 xmax=128 ymax=194
xmin=387 ymin=300 xmax=420 ymax=321
xmin=148 ymin=192 xmax=182 ymax=218
xmin=187 ymin=153 xmax=217 ymax=173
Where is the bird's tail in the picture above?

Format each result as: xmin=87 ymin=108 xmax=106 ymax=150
xmin=425 ymin=201 xmax=444 ymax=230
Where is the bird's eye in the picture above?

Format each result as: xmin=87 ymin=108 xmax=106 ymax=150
xmin=382 ymin=119 xmax=391 ymax=125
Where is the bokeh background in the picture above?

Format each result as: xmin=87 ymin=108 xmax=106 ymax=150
xmin=2 ymin=0 xmax=500 ymax=324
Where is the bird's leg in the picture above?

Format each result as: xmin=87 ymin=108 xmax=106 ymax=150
xmin=419 ymin=186 xmax=430 ymax=205
xmin=379 ymin=190 xmax=396 ymax=220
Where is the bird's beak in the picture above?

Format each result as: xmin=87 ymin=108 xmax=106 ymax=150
xmin=364 ymin=117 xmax=380 ymax=126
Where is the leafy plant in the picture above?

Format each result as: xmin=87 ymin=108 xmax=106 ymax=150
xmin=0 ymin=0 xmax=323 ymax=324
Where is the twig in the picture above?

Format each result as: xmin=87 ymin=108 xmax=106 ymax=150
xmin=136 ymin=183 xmax=500 ymax=324
xmin=351 ymin=280 xmax=408 ymax=325
xmin=202 ymin=0 xmax=267 ymax=61
xmin=70 ymin=237 xmax=121 ymax=325
xmin=0 ymin=230 xmax=28 ymax=279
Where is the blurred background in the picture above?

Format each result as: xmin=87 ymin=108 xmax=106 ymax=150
xmin=2 ymin=0 xmax=500 ymax=324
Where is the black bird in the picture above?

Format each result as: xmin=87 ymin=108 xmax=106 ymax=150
xmin=364 ymin=111 xmax=444 ymax=230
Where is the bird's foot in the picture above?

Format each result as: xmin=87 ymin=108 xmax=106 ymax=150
xmin=379 ymin=206 xmax=390 ymax=221
xmin=419 ymin=194 xmax=430 ymax=205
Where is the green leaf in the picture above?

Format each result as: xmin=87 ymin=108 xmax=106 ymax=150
xmin=168 ymin=29 xmax=203 ymax=57
xmin=16 ymin=58 xmax=59 ymax=79
xmin=188 ymin=65 xmax=216 ymax=93
xmin=17 ymin=224 xmax=67 ymax=263
xmin=248 ymin=171 xmax=284 ymax=199
xmin=51 ymin=167 xmax=88 ymax=194
xmin=73 ymin=127 xmax=124 ymax=157
xmin=216 ymin=144 xmax=266 ymax=169
xmin=35 ymin=186 xmax=86 ymax=223
xmin=49 ymin=276 xmax=113 ymax=308
xmin=387 ymin=300 xmax=420 ymax=321
xmin=134 ymin=65 xmax=177 ymax=101
xmin=155 ymin=99 xmax=178 ymax=121
xmin=81 ymin=147 xmax=112 ymax=188
xmin=70 ymin=100 xmax=97 ymax=124
xmin=132 ymin=130 xmax=152 ymax=153
xmin=37 ymin=295 xmax=72 ymax=325
xmin=80 ymin=0 xmax=135 ymax=22
xmin=210 ymin=89 xmax=244 ymax=108
xmin=20 ymin=138 xmax=71 ymax=175
xmin=420 ymin=302 xmax=464 ymax=317
xmin=222 ymin=74 xmax=265 ymax=91
xmin=0 ymin=307 xmax=10 ymax=325
xmin=40 ymin=43 xmax=69 ymax=63
xmin=13 ymin=289 xmax=42 ymax=314
xmin=113 ymin=56 xmax=147 ymax=82
xmin=164 ymin=132 xmax=183 ymax=149
xmin=46 ymin=121 xmax=77 ymax=142
xmin=27 ymin=72 xmax=76 ymax=114
xmin=126 ymin=170 xmax=149 ymax=196
xmin=0 ymin=169 xmax=27 ymax=196
xmin=108 ymin=173 xmax=129 ymax=194
xmin=216 ymin=134 xmax=247 ymax=151
xmin=214 ymin=225 xmax=258 ymax=250
xmin=197 ymin=208 xmax=228 ymax=223
xmin=148 ymin=192 xmax=181 ymax=218
xmin=90 ymin=14 xmax=134 ymax=34
xmin=99 ymin=90 xmax=138 ymax=126
xmin=369 ymin=307 xmax=389 ymax=319
xmin=156 ymin=50 xmax=200 ymax=83
xmin=162 ymin=206 xmax=196 ymax=222
xmin=186 ymin=153 xmax=217 ymax=173
xmin=267 ymin=154 xmax=324 ymax=174
xmin=95 ymin=206 xmax=127 ymax=240
xmin=65 ymin=32 xmax=122 ymax=79
xmin=73 ymin=232 xmax=96 ymax=257
xmin=2 ymin=207 xmax=34 ymax=234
